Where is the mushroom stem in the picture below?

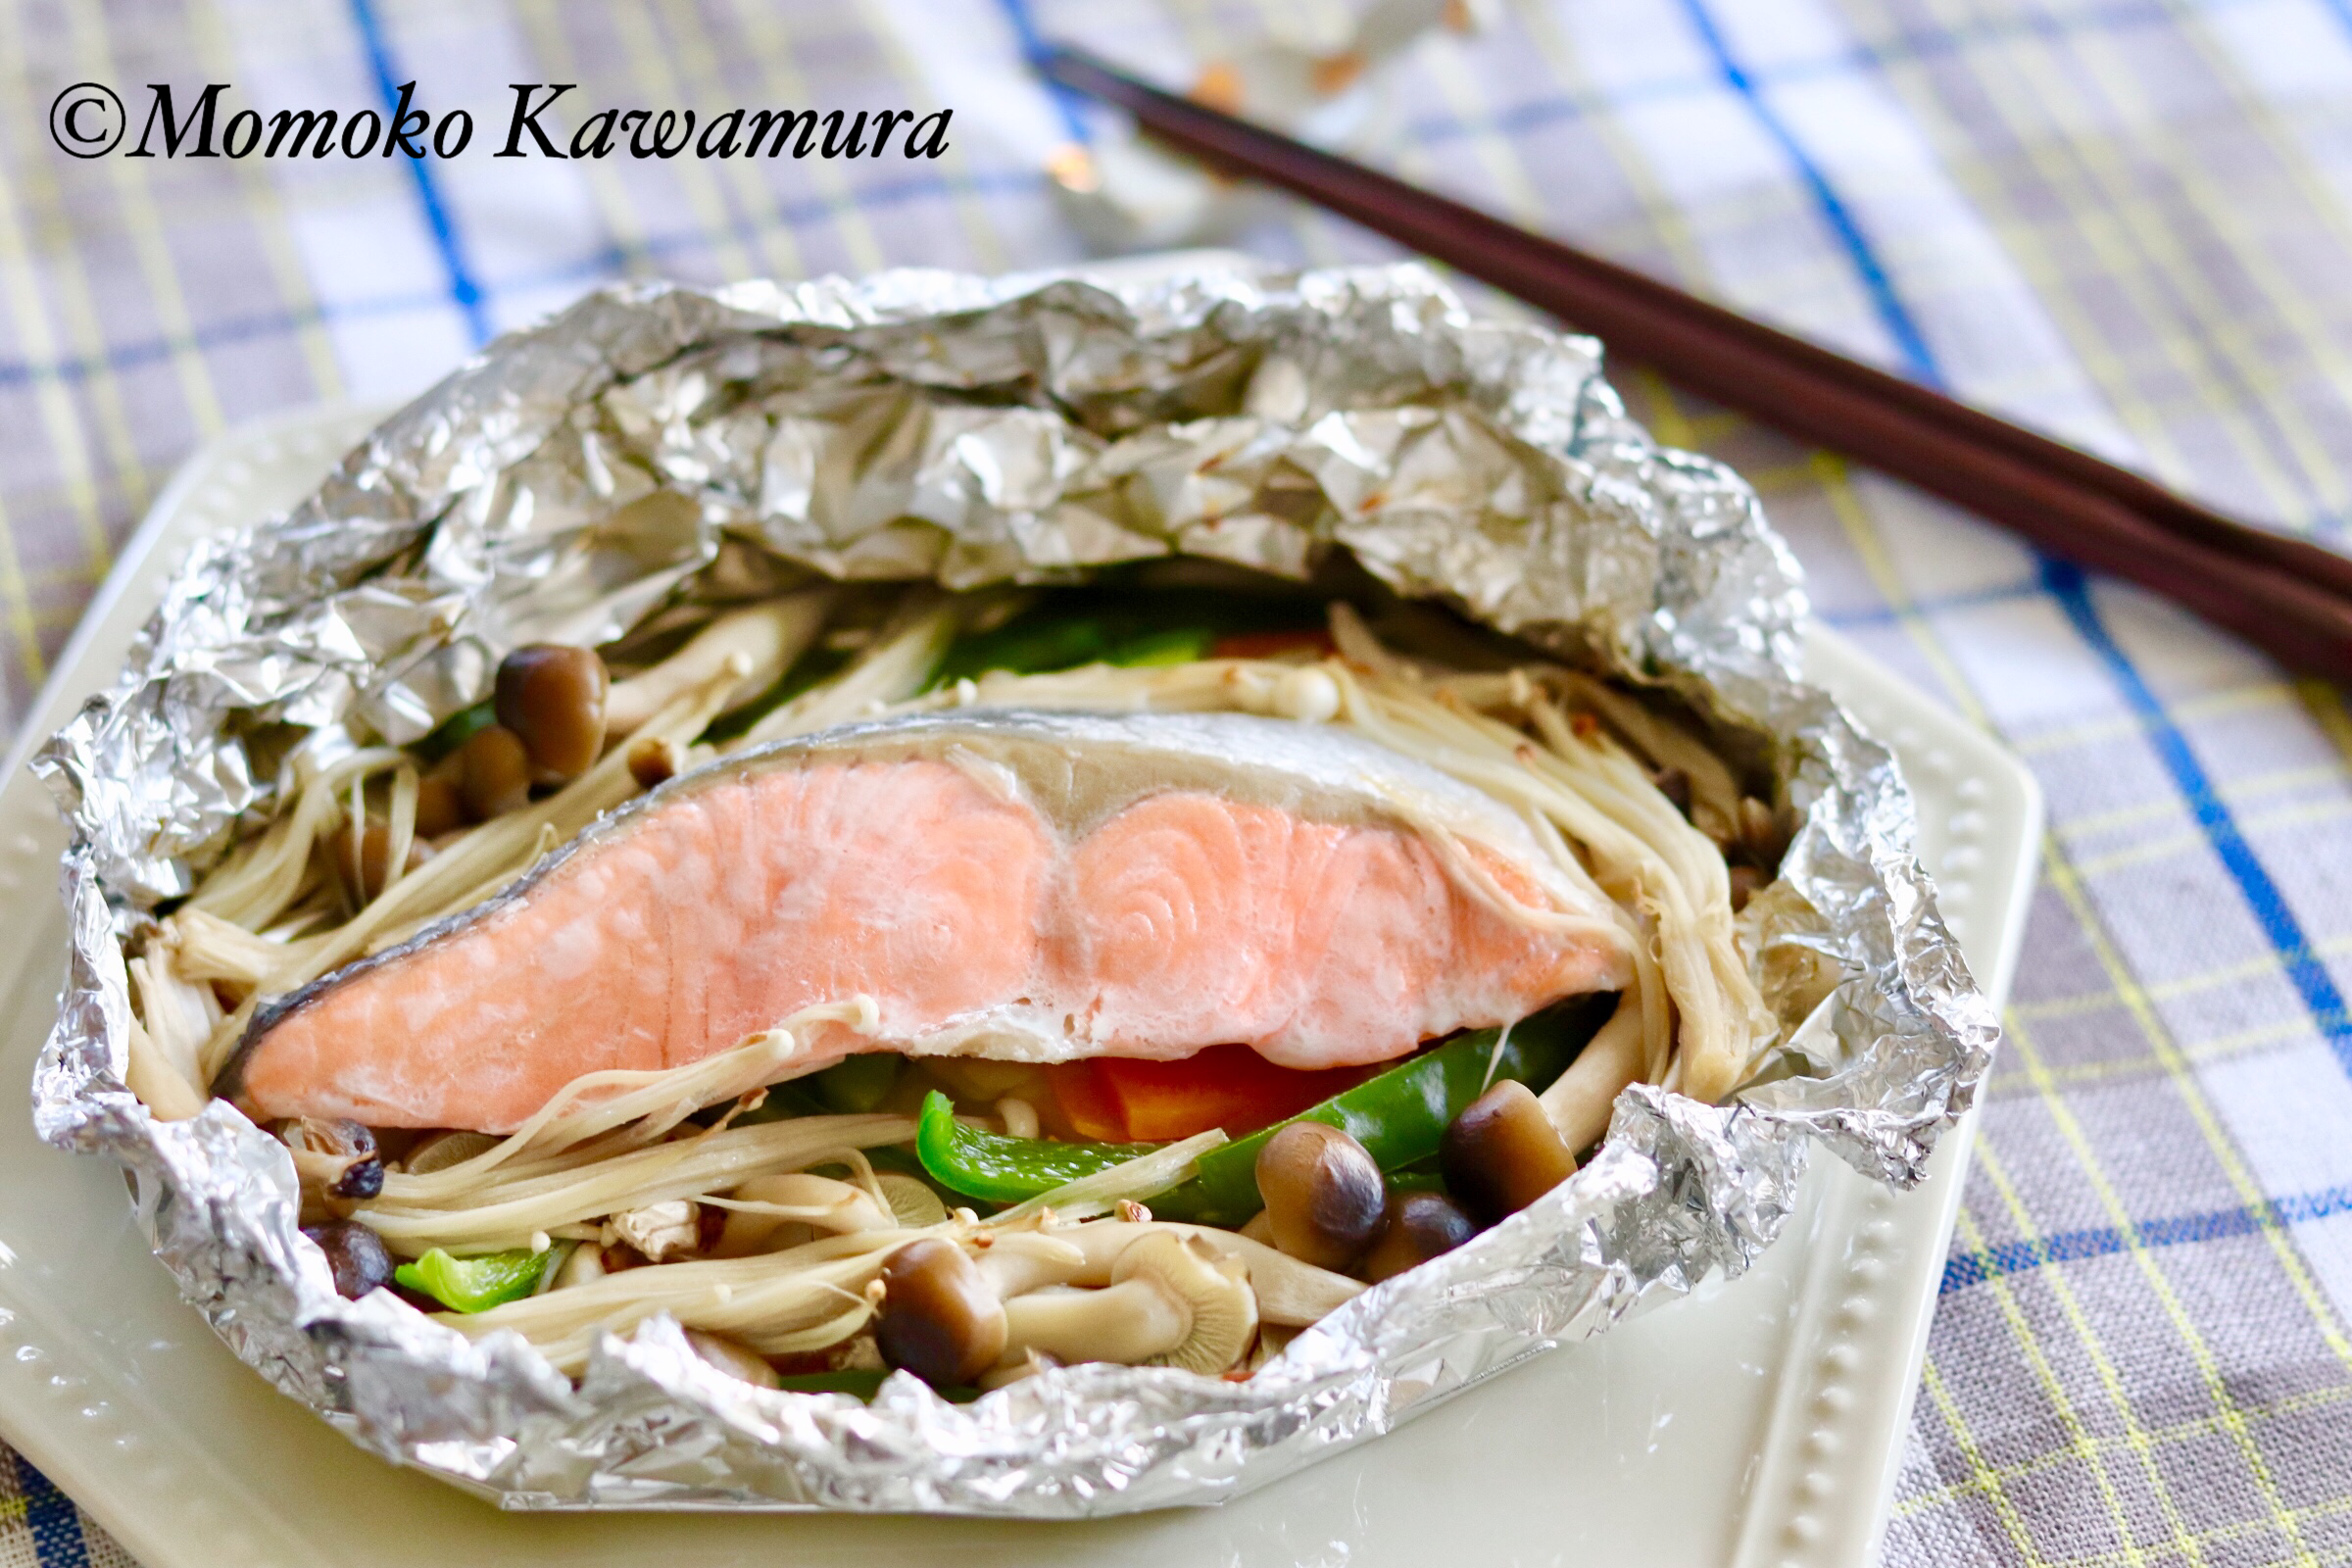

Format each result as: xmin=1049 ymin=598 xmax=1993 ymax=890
xmin=976 ymin=1350 xmax=1057 ymax=1392
xmin=972 ymin=1230 xmax=1090 ymax=1298
xmin=1539 ymin=991 xmax=1643 ymax=1153
xmin=996 ymin=1231 xmax=1257 ymax=1374
xmin=874 ymin=1237 xmax=1007 ymax=1385
xmin=686 ymin=1328 xmax=784 ymax=1389
xmin=734 ymin=589 xmax=969 ymax=747
xmin=1002 ymin=1280 xmax=1191 ymax=1366
xmin=607 ymin=588 xmax=836 ymax=736
xmin=708 ymin=1173 xmax=892 ymax=1257
xmin=985 ymin=1217 xmax=1364 ymax=1327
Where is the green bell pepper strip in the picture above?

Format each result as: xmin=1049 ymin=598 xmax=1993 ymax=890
xmin=808 ymin=1053 xmax=901 ymax=1113
xmin=773 ymin=1369 xmax=982 ymax=1402
xmin=774 ymin=1369 xmax=890 ymax=1398
xmin=394 ymin=1246 xmax=557 ymax=1312
xmin=1105 ymin=625 xmax=1219 ymax=667
xmin=934 ymin=615 xmax=1223 ymax=685
xmin=907 ymin=997 xmax=1609 ymax=1220
xmin=930 ymin=578 xmax=1322 ymax=690
xmin=915 ymin=1091 xmax=1159 ymax=1204
xmin=934 ymin=615 xmax=1113 ymax=684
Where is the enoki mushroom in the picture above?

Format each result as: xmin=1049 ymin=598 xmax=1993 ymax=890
xmin=122 ymin=575 xmax=1787 ymax=1381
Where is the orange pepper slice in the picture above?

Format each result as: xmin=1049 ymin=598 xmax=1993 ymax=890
xmin=1050 ymin=1046 xmax=1376 ymax=1143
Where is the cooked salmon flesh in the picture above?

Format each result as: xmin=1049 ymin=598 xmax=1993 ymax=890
xmin=224 ymin=710 xmax=1634 ymax=1131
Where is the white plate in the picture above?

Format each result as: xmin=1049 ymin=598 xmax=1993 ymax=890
xmin=0 ymin=402 xmax=2041 ymax=1568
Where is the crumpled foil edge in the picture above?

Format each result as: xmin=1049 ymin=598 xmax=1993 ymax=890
xmin=30 ymin=262 xmax=1997 ymax=1513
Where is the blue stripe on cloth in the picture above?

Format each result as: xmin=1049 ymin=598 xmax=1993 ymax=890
xmin=0 ymin=292 xmax=457 ymax=390
xmin=1678 ymin=0 xmax=2352 ymax=1084
xmin=1400 ymin=0 xmax=2277 ymax=150
xmin=1819 ymin=581 xmax=2044 ymax=627
xmin=345 ymin=0 xmax=493 ymax=347
xmin=2040 ymin=560 xmax=2352 ymax=1068
xmin=993 ymin=0 xmax=1093 ymax=144
xmin=1942 ymin=1181 xmax=2352 ymax=1293
xmin=1671 ymin=0 xmax=1944 ymax=386
xmin=16 ymin=1458 xmax=90 ymax=1568
xmin=0 ymin=172 xmax=1045 ymax=391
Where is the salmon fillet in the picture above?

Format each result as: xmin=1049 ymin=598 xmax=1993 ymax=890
xmin=224 ymin=711 xmax=1633 ymax=1131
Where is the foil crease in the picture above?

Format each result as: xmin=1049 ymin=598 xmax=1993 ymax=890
xmin=31 ymin=262 xmax=1997 ymax=1513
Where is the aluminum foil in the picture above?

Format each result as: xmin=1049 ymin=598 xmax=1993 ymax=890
xmin=29 ymin=262 xmax=1998 ymax=1513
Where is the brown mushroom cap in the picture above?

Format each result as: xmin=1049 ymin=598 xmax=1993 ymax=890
xmin=1441 ymin=1079 xmax=1579 ymax=1225
xmin=495 ymin=643 xmax=609 ymax=780
xmin=457 ymin=722 xmax=533 ymax=820
xmin=413 ymin=771 xmax=467 ymax=839
xmin=281 ymin=1117 xmax=382 ymax=1204
xmin=875 ymin=1238 xmax=1007 ymax=1388
xmin=1255 ymin=1121 xmax=1386 ymax=1272
xmin=625 ymin=734 xmax=684 ymax=790
xmin=303 ymin=1218 xmax=394 ymax=1298
xmin=339 ymin=820 xmax=432 ymax=905
xmin=1361 ymin=1191 xmax=1481 ymax=1283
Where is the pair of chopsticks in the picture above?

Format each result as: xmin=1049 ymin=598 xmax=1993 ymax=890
xmin=1038 ymin=47 xmax=2352 ymax=682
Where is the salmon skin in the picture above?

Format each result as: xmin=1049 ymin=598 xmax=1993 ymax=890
xmin=224 ymin=710 xmax=1634 ymax=1132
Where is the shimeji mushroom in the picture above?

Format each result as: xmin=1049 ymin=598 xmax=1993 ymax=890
xmin=1360 ymin=1191 xmax=1480 ymax=1282
xmin=303 ymin=1218 xmax=394 ymax=1298
xmin=495 ymin=644 xmax=610 ymax=782
xmin=1441 ymin=1079 xmax=1579 ymax=1226
xmin=336 ymin=821 xmax=433 ymax=905
xmin=999 ymin=1232 xmax=1257 ymax=1375
xmin=685 ymin=1328 xmax=784 ymax=1390
xmin=875 ymin=1238 xmax=1007 ymax=1386
xmin=403 ymin=1129 xmax=498 ymax=1174
xmin=971 ymin=1229 xmax=1091 ymax=1298
xmin=457 ymin=723 xmax=534 ymax=820
xmin=981 ymin=1219 xmax=1364 ymax=1326
xmin=976 ymin=1348 xmax=1058 ymax=1393
xmin=875 ymin=1173 xmax=950 ymax=1228
xmin=873 ymin=1221 xmax=1355 ymax=1390
xmin=552 ymin=1240 xmax=607 ymax=1290
xmin=1253 ymin=1121 xmax=1385 ymax=1271
xmin=278 ymin=1116 xmax=383 ymax=1209
xmin=625 ymin=734 xmax=685 ymax=790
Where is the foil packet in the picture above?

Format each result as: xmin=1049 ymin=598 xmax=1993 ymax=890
xmin=30 ymin=262 xmax=1997 ymax=1513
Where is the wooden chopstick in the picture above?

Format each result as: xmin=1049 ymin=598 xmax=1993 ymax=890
xmin=1038 ymin=46 xmax=2352 ymax=680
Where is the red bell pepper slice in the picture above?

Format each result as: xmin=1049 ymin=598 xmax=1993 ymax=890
xmin=1049 ymin=1046 xmax=1377 ymax=1143
xmin=1048 ymin=1056 xmax=1130 ymax=1142
xmin=1209 ymin=628 xmax=1337 ymax=661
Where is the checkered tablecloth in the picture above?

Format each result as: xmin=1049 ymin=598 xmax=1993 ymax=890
xmin=7 ymin=0 xmax=2352 ymax=1562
